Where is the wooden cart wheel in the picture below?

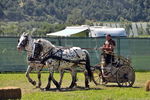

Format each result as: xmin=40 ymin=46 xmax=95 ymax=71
xmin=92 ymin=66 xmax=102 ymax=85
xmin=116 ymin=66 xmax=135 ymax=87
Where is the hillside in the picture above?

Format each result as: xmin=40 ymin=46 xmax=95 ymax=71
xmin=0 ymin=0 xmax=149 ymax=23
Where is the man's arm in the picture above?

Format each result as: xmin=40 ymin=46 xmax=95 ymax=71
xmin=100 ymin=42 xmax=115 ymax=51
xmin=102 ymin=46 xmax=114 ymax=51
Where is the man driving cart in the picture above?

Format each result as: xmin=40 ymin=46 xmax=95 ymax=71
xmin=100 ymin=34 xmax=116 ymax=66
xmin=92 ymin=34 xmax=135 ymax=87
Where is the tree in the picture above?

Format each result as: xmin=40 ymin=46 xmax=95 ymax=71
xmin=66 ymin=8 xmax=85 ymax=25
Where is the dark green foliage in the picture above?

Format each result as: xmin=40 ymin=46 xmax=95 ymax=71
xmin=0 ymin=0 xmax=149 ymax=23
xmin=0 ymin=0 xmax=149 ymax=36
xmin=0 ymin=21 xmax=66 ymax=36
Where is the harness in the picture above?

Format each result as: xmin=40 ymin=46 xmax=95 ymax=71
xmin=41 ymin=48 xmax=86 ymax=65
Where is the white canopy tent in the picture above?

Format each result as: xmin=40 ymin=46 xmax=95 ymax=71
xmin=47 ymin=25 xmax=127 ymax=37
xmin=89 ymin=26 xmax=127 ymax=37
xmin=47 ymin=26 xmax=89 ymax=37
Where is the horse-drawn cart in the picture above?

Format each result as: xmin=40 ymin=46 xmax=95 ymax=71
xmin=92 ymin=53 xmax=135 ymax=87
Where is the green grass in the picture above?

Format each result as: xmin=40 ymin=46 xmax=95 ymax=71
xmin=0 ymin=72 xmax=150 ymax=100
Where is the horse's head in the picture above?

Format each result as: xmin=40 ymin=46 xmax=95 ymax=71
xmin=31 ymin=39 xmax=55 ymax=59
xmin=17 ymin=32 xmax=31 ymax=51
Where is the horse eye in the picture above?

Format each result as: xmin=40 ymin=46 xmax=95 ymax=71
xmin=18 ymin=39 xmax=20 ymax=43
xmin=24 ymin=36 xmax=28 ymax=39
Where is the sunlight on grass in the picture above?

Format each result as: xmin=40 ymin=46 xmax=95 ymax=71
xmin=0 ymin=72 xmax=150 ymax=100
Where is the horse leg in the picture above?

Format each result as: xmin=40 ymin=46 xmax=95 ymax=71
xmin=84 ymin=70 xmax=90 ymax=89
xmin=59 ymin=69 xmax=65 ymax=87
xmin=45 ymin=68 xmax=60 ymax=90
xmin=25 ymin=65 xmax=36 ymax=86
xmin=36 ymin=67 xmax=43 ymax=88
xmin=45 ymin=69 xmax=52 ymax=90
xmin=51 ymin=72 xmax=60 ymax=90
xmin=69 ymin=69 xmax=77 ymax=88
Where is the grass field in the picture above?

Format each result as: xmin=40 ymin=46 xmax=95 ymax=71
xmin=0 ymin=72 xmax=150 ymax=100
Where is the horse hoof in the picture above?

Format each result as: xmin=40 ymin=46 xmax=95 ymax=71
xmin=45 ymin=86 xmax=50 ymax=90
xmin=36 ymin=86 xmax=40 ymax=88
xmin=56 ymin=89 xmax=61 ymax=92
xmin=85 ymin=87 xmax=90 ymax=90
xmin=69 ymin=84 xmax=76 ymax=88
xmin=59 ymin=83 xmax=62 ymax=86
xmin=43 ymin=88 xmax=48 ymax=91
xmin=32 ymin=81 xmax=36 ymax=86
xmin=69 ymin=86 xmax=73 ymax=89
xmin=102 ymin=81 xmax=108 ymax=85
xmin=36 ymin=83 xmax=41 ymax=88
xmin=85 ymin=85 xmax=90 ymax=90
xmin=43 ymin=88 xmax=49 ymax=91
xmin=57 ymin=86 xmax=61 ymax=90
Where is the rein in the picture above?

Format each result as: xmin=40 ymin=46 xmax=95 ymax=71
xmin=38 ymin=48 xmax=54 ymax=59
xmin=56 ymin=46 xmax=99 ymax=50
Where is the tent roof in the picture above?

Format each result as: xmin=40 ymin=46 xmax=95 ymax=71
xmin=47 ymin=25 xmax=127 ymax=37
xmin=47 ymin=26 xmax=88 ymax=37
xmin=89 ymin=27 xmax=127 ymax=37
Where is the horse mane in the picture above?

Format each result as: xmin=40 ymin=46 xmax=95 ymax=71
xmin=36 ymin=38 xmax=55 ymax=49
xmin=28 ymin=34 xmax=32 ymax=41
xmin=21 ymin=32 xmax=32 ymax=41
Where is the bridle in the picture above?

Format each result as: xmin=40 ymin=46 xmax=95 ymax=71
xmin=18 ymin=36 xmax=29 ymax=49
xmin=32 ymin=42 xmax=43 ymax=59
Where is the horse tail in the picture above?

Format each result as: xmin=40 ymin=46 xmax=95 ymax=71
xmin=83 ymin=49 xmax=93 ymax=81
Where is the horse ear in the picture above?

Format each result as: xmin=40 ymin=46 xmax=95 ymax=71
xmin=22 ymin=32 xmax=26 ymax=35
xmin=25 ymin=33 xmax=29 ymax=36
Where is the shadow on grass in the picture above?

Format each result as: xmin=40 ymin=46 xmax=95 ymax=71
xmin=105 ymin=85 xmax=141 ymax=88
xmin=40 ymin=86 xmax=102 ymax=92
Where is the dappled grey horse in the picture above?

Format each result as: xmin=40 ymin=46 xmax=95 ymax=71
xmin=17 ymin=33 xmax=63 ymax=89
xmin=17 ymin=32 xmax=44 ymax=88
xmin=32 ymin=39 xmax=93 ymax=89
xmin=17 ymin=32 xmax=81 ymax=89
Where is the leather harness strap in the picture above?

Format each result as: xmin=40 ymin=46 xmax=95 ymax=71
xmin=41 ymin=48 xmax=86 ymax=65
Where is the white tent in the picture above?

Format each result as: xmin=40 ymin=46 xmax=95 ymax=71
xmin=47 ymin=25 xmax=89 ymax=37
xmin=89 ymin=26 xmax=127 ymax=37
xmin=47 ymin=25 xmax=127 ymax=37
